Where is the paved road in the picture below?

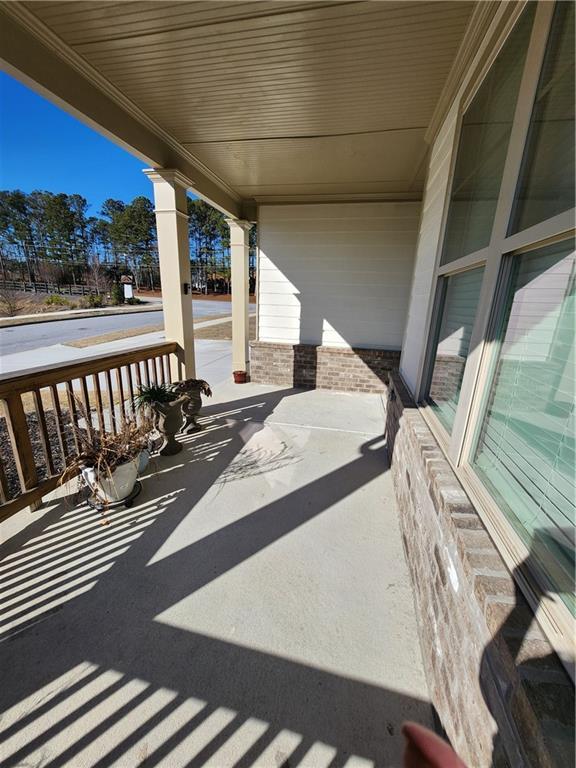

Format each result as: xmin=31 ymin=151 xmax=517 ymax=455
xmin=0 ymin=300 xmax=231 ymax=355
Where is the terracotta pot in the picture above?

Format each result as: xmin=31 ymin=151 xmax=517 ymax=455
xmin=153 ymin=399 xmax=184 ymax=455
xmin=233 ymin=370 xmax=247 ymax=384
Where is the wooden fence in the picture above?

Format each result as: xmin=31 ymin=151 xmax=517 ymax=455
xmin=0 ymin=341 xmax=177 ymax=521
xmin=0 ymin=279 xmax=95 ymax=296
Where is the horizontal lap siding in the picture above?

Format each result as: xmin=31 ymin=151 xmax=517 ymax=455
xmin=400 ymin=104 xmax=459 ymax=395
xmin=257 ymin=202 xmax=419 ymax=349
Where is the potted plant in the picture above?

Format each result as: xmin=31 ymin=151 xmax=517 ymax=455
xmin=134 ymin=383 xmax=185 ymax=456
xmin=61 ymin=413 xmax=152 ymax=506
xmin=170 ymin=378 xmax=212 ymax=434
xmin=134 ymin=379 xmax=213 ymax=453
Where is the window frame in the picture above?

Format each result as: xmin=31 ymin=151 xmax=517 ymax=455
xmin=419 ymin=0 xmax=576 ymax=673
xmin=424 ymin=263 xmax=486 ymax=436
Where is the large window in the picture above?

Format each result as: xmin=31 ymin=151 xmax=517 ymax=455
xmin=472 ymin=240 xmax=575 ymax=615
xmin=423 ymin=1 xmax=575 ymax=657
xmin=440 ymin=6 xmax=534 ymax=265
xmin=510 ymin=2 xmax=575 ymax=233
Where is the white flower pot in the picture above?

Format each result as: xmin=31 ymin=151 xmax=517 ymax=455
xmin=82 ymin=457 xmax=139 ymax=503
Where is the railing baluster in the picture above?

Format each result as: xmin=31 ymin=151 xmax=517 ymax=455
xmin=33 ymin=389 xmax=56 ymax=476
xmin=133 ymin=363 xmax=143 ymax=424
xmin=65 ymin=381 xmax=80 ymax=453
xmin=162 ymin=355 xmax=172 ymax=384
xmin=80 ymin=376 xmax=92 ymax=429
xmin=0 ymin=403 xmax=12 ymax=501
xmin=3 ymin=394 xmax=38 ymax=495
xmin=143 ymin=358 xmax=151 ymax=387
xmin=105 ymin=369 xmax=116 ymax=434
xmin=92 ymin=373 xmax=106 ymax=433
xmin=0 ymin=456 xmax=10 ymax=504
xmin=149 ymin=358 xmax=157 ymax=386
xmin=126 ymin=364 xmax=136 ymax=417
xmin=135 ymin=361 xmax=142 ymax=391
xmin=156 ymin=356 xmax=164 ymax=385
xmin=50 ymin=384 xmax=69 ymax=461
xmin=115 ymin=367 xmax=126 ymax=422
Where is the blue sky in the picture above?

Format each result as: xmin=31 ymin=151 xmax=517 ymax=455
xmin=0 ymin=71 xmax=154 ymax=216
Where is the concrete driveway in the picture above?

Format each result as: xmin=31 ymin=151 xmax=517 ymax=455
xmin=0 ymin=382 xmax=432 ymax=767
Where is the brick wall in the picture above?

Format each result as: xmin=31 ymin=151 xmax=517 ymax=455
xmin=386 ymin=372 xmax=574 ymax=768
xmin=250 ymin=341 xmax=400 ymax=393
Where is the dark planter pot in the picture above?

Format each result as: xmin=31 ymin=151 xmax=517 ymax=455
xmin=233 ymin=370 xmax=247 ymax=384
xmin=181 ymin=390 xmax=203 ymax=434
xmin=153 ymin=399 xmax=184 ymax=455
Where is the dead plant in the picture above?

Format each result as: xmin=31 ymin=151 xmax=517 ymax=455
xmin=59 ymin=397 xmax=153 ymax=490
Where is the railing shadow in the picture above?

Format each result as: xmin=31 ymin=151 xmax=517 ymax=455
xmin=0 ymin=384 xmax=432 ymax=767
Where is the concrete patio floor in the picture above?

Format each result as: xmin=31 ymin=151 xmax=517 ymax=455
xmin=0 ymin=382 xmax=432 ymax=768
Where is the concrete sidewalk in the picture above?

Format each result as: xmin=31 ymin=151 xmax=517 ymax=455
xmin=0 ymin=382 xmax=432 ymax=767
xmin=0 ymin=312 xmax=250 ymax=381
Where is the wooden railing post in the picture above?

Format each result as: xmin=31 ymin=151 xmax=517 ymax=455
xmin=3 ymin=394 xmax=38 ymax=494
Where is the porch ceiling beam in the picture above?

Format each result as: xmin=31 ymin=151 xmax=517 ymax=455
xmin=0 ymin=4 xmax=242 ymax=219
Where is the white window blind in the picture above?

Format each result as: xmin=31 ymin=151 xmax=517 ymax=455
xmin=473 ymin=239 xmax=575 ymax=613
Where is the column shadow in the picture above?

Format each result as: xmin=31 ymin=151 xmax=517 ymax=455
xmin=0 ymin=385 xmax=432 ymax=767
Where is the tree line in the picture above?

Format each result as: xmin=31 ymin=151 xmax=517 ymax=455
xmin=0 ymin=190 xmax=256 ymax=293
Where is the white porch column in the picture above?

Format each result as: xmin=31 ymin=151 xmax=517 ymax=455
xmin=226 ymin=219 xmax=252 ymax=376
xmin=144 ymin=169 xmax=195 ymax=380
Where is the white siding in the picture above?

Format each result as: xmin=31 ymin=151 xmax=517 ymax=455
xmin=257 ymin=203 xmax=420 ymax=349
xmin=399 ymin=103 xmax=459 ymax=394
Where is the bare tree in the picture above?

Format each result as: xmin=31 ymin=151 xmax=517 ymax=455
xmin=0 ymin=288 xmax=27 ymax=317
xmin=87 ymin=255 xmax=110 ymax=296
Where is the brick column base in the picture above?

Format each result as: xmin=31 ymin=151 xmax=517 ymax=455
xmin=250 ymin=341 xmax=400 ymax=393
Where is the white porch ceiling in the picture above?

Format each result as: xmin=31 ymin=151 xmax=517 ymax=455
xmin=21 ymin=0 xmax=475 ymax=203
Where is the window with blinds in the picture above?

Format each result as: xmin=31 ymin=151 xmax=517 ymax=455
xmin=473 ymin=239 xmax=575 ymax=614
xmin=428 ymin=267 xmax=484 ymax=432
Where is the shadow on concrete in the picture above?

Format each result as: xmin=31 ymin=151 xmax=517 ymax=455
xmin=0 ymin=386 xmax=431 ymax=767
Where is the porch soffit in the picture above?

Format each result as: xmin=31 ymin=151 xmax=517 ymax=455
xmin=6 ymin=1 xmax=478 ymax=206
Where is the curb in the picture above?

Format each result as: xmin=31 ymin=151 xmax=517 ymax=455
xmin=0 ymin=304 xmax=163 ymax=328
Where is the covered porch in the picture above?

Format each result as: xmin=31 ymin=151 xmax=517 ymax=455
xmin=0 ymin=2 xmax=573 ymax=767
xmin=0 ymin=0 xmax=481 ymax=385
xmin=0 ymin=380 xmax=431 ymax=767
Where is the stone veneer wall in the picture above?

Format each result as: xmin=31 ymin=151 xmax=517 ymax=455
xmin=250 ymin=341 xmax=400 ymax=393
xmin=386 ymin=372 xmax=574 ymax=768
